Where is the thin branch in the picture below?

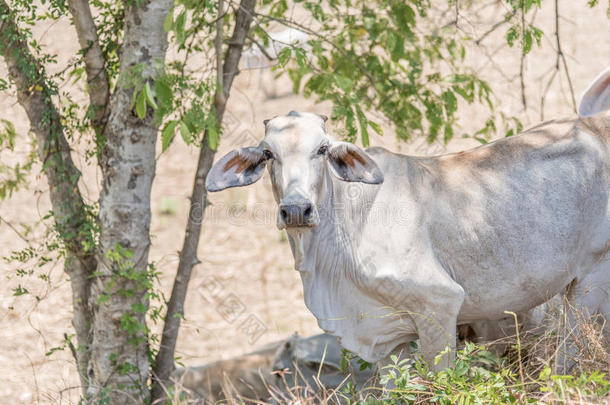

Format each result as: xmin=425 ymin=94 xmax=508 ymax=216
xmin=519 ymin=1 xmax=527 ymax=110
xmin=247 ymin=34 xmax=276 ymax=61
xmin=150 ymin=0 xmax=257 ymax=401
xmin=0 ymin=215 xmax=30 ymax=243
xmin=67 ymin=0 xmax=110 ymax=135
xmin=65 ymin=332 xmax=79 ymax=366
xmin=539 ymin=0 xmax=577 ymax=119
xmin=254 ymin=12 xmax=380 ymax=91
xmin=475 ymin=9 xmax=516 ymax=45
xmin=554 ymin=0 xmax=576 ymax=114
xmin=540 ymin=68 xmax=558 ymax=121
xmin=215 ymin=0 xmax=225 ymax=107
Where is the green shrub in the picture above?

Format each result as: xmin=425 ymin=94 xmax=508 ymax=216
xmin=338 ymin=342 xmax=609 ymax=405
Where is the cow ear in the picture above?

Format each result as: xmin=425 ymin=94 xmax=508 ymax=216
xmin=579 ymin=67 xmax=610 ymax=117
xmin=327 ymin=142 xmax=384 ymax=184
xmin=206 ymin=147 xmax=267 ymax=192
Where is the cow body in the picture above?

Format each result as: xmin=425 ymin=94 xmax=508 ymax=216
xmin=290 ymin=117 xmax=610 ymax=365
xmin=206 ymin=68 xmax=610 ymax=371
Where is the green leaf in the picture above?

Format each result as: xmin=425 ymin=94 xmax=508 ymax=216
xmin=0 ymin=119 xmax=17 ymax=150
xmin=506 ymin=25 xmax=518 ymax=47
xmin=175 ymin=10 xmax=187 ymax=43
xmin=335 ymin=75 xmax=353 ymax=91
xmin=277 ymin=47 xmax=292 ymax=68
xmin=355 ymin=105 xmax=369 ymax=147
xmin=368 ymin=120 xmax=383 ymax=136
xmin=294 ymin=47 xmax=307 ymax=68
xmin=163 ymin=10 xmax=173 ymax=32
xmin=179 ymin=120 xmax=191 ymax=143
xmin=523 ymin=29 xmax=533 ymax=54
xmin=135 ymin=89 xmax=147 ymax=119
xmin=443 ymin=123 xmax=454 ymax=143
xmin=144 ymin=82 xmax=157 ymax=109
xmin=205 ymin=113 xmax=219 ymax=150
xmin=13 ymin=285 xmax=29 ymax=296
xmin=539 ymin=366 xmax=552 ymax=380
xmin=161 ymin=120 xmax=178 ymax=152
xmin=391 ymin=3 xmax=416 ymax=32
xmin=441 ymin=90 xmax=458 ymax=116
xmin=154 ymin=79 xmax=173 ymax=107
xmin=206 ymin=125 xmax=219 ymax=150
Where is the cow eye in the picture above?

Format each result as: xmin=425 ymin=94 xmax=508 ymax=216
xmin=263 ymin=149 xmax=273 ymax=160
xmin=317 ymin=145 xmax=328 ymax=155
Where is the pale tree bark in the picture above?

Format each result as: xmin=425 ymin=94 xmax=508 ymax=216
xmin=67 ymin=0 xmax=110 ymax=135
xmin=0 ymin=0 xmax=96 ymax=393
xmin=87 ymin=0 xmax=172 ymax=403
xmin=151 ymin=0 xmax=257 ymax=401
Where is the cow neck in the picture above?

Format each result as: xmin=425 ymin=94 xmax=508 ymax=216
xmin=288 ymin=169 xmax=365 ymax=278
xmin=286 ymin=170 xmax=416 ymax=362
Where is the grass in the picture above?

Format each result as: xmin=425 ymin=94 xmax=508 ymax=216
xmin=166 ymin=310 xmax=610 ymax=405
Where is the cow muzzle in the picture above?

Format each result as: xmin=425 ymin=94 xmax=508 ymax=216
xmin=278 ymin=200 xmax=319 ymax=229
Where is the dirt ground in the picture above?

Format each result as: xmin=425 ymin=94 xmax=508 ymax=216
xmin=0 ymin=2 xmax=608 ymax=403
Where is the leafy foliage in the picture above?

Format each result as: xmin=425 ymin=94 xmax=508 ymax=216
xmin=256 ymin=0 xmax=498 ymax=146
xmin=337 ymin=343 xmax=610 ymax=404
xmin=505 ymin=0 xmax=543 ymax=55
xmin=156 ymin=0 xmax=223 ymax=151
xmin=0 ymin=119 xmax=36 ymax=200
xmin=90 ymin=0 xmax=125 ymax=86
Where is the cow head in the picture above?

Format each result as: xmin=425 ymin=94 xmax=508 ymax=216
xmin=206 ymin=111 xmax=384 ymax=231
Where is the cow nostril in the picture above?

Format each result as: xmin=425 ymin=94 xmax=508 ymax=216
xmin=303 ymin=206 xmax=312 ymax=218
xmin=280 ymin=208 xmax=288 ymax=220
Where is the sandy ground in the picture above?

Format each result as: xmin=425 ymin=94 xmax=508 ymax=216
xmin=0 ymin=1 xmax=608 ymax=403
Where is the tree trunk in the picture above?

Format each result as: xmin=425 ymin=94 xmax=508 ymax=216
xmin=67 ymin=0 xmax=110 ymax=136
xmin=0 ymin=1 xmax=97 ymax=394
xmin=87 ymin=0 xmax=171 ymax=402
xmin=150 ymin=0 xmax=257 ymax=401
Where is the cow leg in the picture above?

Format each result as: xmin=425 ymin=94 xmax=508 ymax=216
xmin=405 ymin=282 xmax=464 ymax=372
xmin=557 ymin=268 xmax=610 ymax=373
xmin=469 ymin=318 xmax=511 ymax=356
xmin=468 ymin=303 xmax=551 ymax=356
xmin=414 ymin=309 xmax=460 ymax=371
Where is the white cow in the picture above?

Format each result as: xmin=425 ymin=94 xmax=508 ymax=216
xmin=206 ymin=68 xmax=610 ymax=371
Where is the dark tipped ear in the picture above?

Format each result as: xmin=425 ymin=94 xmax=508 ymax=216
xmin=327 ymin=142 xmax=383 ymax=184
xmin=206 ymin=147 xmax=267 ymax=192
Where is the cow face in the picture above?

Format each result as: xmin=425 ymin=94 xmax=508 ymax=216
xmin=206 ymin=111 xmax=384 ymax=231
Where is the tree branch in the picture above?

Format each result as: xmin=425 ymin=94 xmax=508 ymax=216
xmin=519 ymin=1 xmax=527 ymax=110
xmin=215 ymin=0 xmax=226 ymax=107
xmin=247 ymin=34 xmax=276 ymax=61
xmin=151 ymin=0 xmax=257 ymax=401
xmin=67 ymin=0 xmax=110 ymax=135
xmin=474 ymin=9 xmax=516 ymax=45
xmin=539 ymin=0 xmax=576 ymax=120
xmin=554 ymin=0 xmax=576 ymax=114
xmin=254 ymin=12 xmax=380 ymax=91
xmin=0 ymin=1 xmax=96 ymax=394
